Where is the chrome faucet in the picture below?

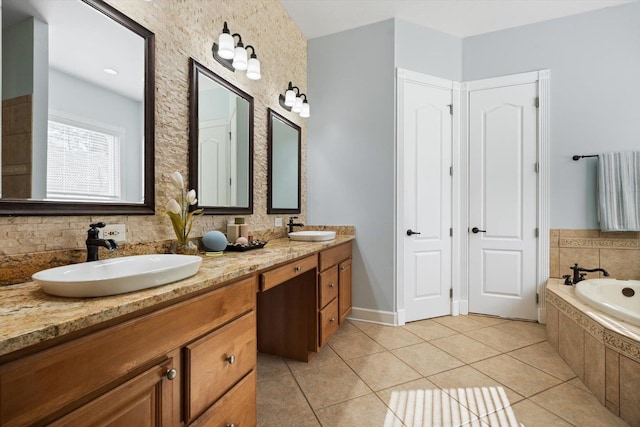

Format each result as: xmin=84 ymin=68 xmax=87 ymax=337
xmin=287 ymin=216 xmax=304 ymax=233
xmin=86 ymin=222 xmax=118 ymax=262
xmin=564 ymin=263 xmax=609 ymax=285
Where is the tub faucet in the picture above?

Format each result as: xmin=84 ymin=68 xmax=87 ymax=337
xmin=569 ymin=263 xmax=609 ymax=285
xmin=86 ymin=222 xmax=118 ymax=262
xmin=287 ymin=216 xmax=304 ymax=233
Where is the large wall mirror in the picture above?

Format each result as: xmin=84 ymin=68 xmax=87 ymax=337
xmin=0 ymin=0 xmax=155 ymax=215
xmin=268 ymin=109 xmax=301 ymax=214
xmin=189 ymin=59 xmax=253 ymax=215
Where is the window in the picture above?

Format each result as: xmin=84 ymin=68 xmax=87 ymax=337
xmin=47 ymin=115 xmax=122 ymax=201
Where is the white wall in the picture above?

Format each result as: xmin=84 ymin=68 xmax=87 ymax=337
xmin=463 ymin=2 xmax=640 ymax=229
xmin=308 ymin=19 xmax=396 ymax=312
xmin=308 ymin=4 xmax=640 ymax=315
xmin=308 ymin=18 xmax=463 ymax=315
xmin=395 ymin=20 xmax=462 ymax=82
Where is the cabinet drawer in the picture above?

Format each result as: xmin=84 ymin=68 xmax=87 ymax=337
xmin=318 ymin=266 xmax=338 ymax=309
xmin=185 ymin=311 xmax=256 ymax=423
xmin=191 ymin=370 xmax=256 ymax=427
xmin=260 ymin=255 xmax=317 ymax=292
xmin=0 ymin=277 xmax=256 ymax=427
xmin=319 ymin=298 xmax=339 ymax=347
xmin=319 ymin=242 xmax=352 ymax=272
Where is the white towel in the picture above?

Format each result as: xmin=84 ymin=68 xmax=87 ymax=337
xmin=598 ymin=151 xmax=640 ymax=231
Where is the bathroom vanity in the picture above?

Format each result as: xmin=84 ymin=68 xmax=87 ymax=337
xmin=0 ymin=236 xmax=353 ymax=426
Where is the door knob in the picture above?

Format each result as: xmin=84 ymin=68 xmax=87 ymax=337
xmin=406 ymin=229 xmax=421 ymax=236
xmin=471 ymin=227 xmax=486 ymax=234
xmin=165 ymin=368 xmax=177 ymax=380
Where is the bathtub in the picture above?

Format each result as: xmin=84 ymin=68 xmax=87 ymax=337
xmin=575 ymin=278 xmax=640 ymax=327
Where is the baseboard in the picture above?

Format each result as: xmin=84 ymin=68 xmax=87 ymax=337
xmin=459 ymin=300 xmax=469 ymax=315
xmin=452 ymin=300 xmax=460 ymax=316
xmin=538 ymin=307 xmax=547 ymax=324
xmin=348 ymin=307 xmax=398 ymax=326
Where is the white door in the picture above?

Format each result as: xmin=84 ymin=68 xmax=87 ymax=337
xmin=468 ymin=83 xmax=538 ymax=320
xmin=399 ymin=74 xmax=452 ymax=322
xmin=199 ymin=120 xmax=230 ymax=206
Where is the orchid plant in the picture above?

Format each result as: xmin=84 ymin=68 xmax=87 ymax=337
xmin=165 ymin=171 xmax=203 ymax=247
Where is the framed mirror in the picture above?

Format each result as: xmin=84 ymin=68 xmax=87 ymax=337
xmin=268 ymin=109 xmax=301 ymax=214
xmin=188 ymin=59 xmax=253 ymax=215
xmin=0 ymin=0 xmax=155 ymax=216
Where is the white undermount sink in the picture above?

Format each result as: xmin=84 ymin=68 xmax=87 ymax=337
xmin=33 ymin=254 xmax=202 ymax=298
xmin=288 ymin=230 xmax=336 ymax=242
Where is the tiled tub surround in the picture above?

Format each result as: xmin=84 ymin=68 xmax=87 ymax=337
xmin=0 ymin=234 xmax=354 ymax=358
xmin=546 ymin=279 xmax=640 ymax=426
xmin=550 ymin=229 xmax=640 ymax=279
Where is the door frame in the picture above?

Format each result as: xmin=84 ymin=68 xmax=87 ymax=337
xmin=459 ymin=70 xmax=550 ymax=323
xmin=395 ymin=68 xmax=461 ymax=325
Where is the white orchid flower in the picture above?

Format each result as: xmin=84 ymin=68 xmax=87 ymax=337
xmin=170 ymin=171 xmax=184 ymax=190
xmin=166 ymin=198 xmax=181 ymax=214
xmin=186 ymin=189 xmax=198 ymax=205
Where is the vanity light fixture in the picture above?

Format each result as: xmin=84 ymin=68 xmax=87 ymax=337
xmin=279 ymin=82 xmax=310 ymax=118
xmin=212 ymin=21 xmax=261 ymax=80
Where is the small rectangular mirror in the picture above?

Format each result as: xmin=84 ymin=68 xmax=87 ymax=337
xmin=268 ymin=109 xmax=301 ymax=214
xmin=188 ymin=59 xmax=253 ymax=214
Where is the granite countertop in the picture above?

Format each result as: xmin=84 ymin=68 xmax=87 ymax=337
xmin=0 ymin=236 xmax=354 ymax=358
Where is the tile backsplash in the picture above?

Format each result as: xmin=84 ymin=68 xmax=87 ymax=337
xmin=550 ymin=229 xmax=640 ymax=280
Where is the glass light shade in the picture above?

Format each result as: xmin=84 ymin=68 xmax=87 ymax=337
xmin=300 ymin=102 xmax=310 ymax=118
xmin=232 ymin=46 xmax=248 ymax=70
xmin=284 ymin=89 xmax=296 ymax=106
xmin=217 ymin=33 xmax=235 ymax=59
xmin=246 ymin=57 xmax=261 ymax=80
xmin=292 ymin=97 xmax=303 ymax=113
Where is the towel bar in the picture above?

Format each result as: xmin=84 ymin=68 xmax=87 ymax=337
xmin=572 ymin=155 xmax=598 ymax=161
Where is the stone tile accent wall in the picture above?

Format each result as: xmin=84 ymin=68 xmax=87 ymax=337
xmin=0 ymin=1 xmax=307 ymax=280
xmin=550 ymin=229 xmax=640 ymax=280
xmin=2 ymin=95 xmax=33 ymax=198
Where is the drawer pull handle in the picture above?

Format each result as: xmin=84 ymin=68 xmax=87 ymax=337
xmin=165 ymin=368 xmax=178 ymax=380
xmin=340 ymin=267 xmax=346 ymax=271
xmin=330 ymin=318 xmax=336 ymax=323
xmin=295 ymin=266 xmax=301 ymax=272
xmin=226 ymin=424 xmax=236 ymax=427
xmin=225 ymin=355 xmax=236 ymax=364
xmin=330 ymin=283 xmax=335 ymax=288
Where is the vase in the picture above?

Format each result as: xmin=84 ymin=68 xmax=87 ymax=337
xmin=170 ymin=240 xmax=199 ymax=255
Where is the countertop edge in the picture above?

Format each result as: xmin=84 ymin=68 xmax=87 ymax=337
xmin=0 ymin=236 xmax=355 ymax=358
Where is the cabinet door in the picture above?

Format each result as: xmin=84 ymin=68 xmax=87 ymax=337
xmin=338 ymin=258 xmax=352 ymax=323
xmin=50 ymin=359 xmax=174 ymax=426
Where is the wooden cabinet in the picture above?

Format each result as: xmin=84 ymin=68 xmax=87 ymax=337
xmin=50 ymin=359 xmax=175 ymax=427
xmin=0 ymin=276 xmax=257 ymax=426
xmin=318 ymin=242 xmax=352 ymax=337
xmin=184 ymin=311 xmax=256 ymax=423
xmin=257 ymin=241 xmax=352 ymax=362
xmin=338 ymin=258 xmax=353 ymax=323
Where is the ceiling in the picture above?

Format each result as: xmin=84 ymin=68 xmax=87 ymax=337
xmin=281 ymin=0 xmax=637 ymax=39
xmin=3 ymin=0 xmax=144 ymax=101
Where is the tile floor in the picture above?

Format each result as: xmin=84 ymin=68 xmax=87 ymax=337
xmin=256 ymin=315 xmax=630 ymax=427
